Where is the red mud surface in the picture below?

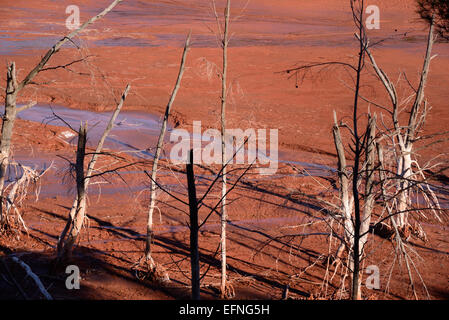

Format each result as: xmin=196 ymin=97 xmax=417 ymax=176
xmin=0 ymin=0 xmax=448 ymax=300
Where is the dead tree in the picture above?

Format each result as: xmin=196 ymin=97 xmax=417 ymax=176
xmin=211 ymin=0 xmax=232 ymax=298
xmin=348 ymin=0 xmax=369 ymax=300
xmin=365 ymin=20 xmax=441 ymax=233
xmin=0 ymin=64 xmax=36 ymax=229
xmin=57 ymin=84 xmax=130 ymax=261
xmin=220 ymin=0 xmax=232 ymax=299
xmin=187 ymin=149 xmax=200 ymax=300
xmin=0 ymin=0 xmax=123 ymax=231
xmin=286 ymin=0 xmax=377 ymax=300
xmin=145 ymin=33 xmax=191 ymax=267
xmin=145 ymin=141 xmax=251 ymax=298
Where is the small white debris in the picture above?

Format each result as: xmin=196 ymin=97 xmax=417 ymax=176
xmin=60 ymin=130 xmax=76 ymax=139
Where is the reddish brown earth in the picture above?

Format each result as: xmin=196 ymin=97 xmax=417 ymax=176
xmin=0 ymin=0 xmax=448 ymax=300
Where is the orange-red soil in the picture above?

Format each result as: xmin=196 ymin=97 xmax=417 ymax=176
xmin=0 ymin=0 xmax=448 ymax=300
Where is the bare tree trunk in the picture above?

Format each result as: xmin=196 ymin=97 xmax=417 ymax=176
xmin=396 ymin=148 xmax=412 ymax=227
xmin=396 ymin=21 xmax=435 ymax=229
xmin=56 ymin=196 xmax=78 ymax=255
xmin=354 ymin=114 xmax=377 ymax=299
xmin=59 ymin=123 xmax=87 ymax=260
xmin=360 ymin=114 xmax=376 ymax=254
xmin=145 ymin=34 xmax=191 ymax=264
xmin=0 ymin=63 xmax=18 ymax=228
xmin=332 ymin=111 xmax=354 ymax=257
xmin=187 ymin=149 xmax=200 ymax=300
xmin=220 ymin=0 xmax=231 ymax=299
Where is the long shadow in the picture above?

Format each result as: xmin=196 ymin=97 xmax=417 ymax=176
xmin=154 ymin=198 xmax=322 ymax=271
xmin=228 ymin=221 xmax=322 ymax=260
xmin=409 ymin=241 xmax=449 ymax=255
xmin=154 ymin=164 xmax=331 ymax=220
xmin=238 ymin=179 xmax=331 ymax=217
xmin=151 ymin=233 xmax=311 ymax=298
xmin=72 ymin=245 xmax=197 ymax=299
xmin=31 ymin=206 xmax=304 ymax=291
xmin=32 ymin=203 xmax=321 ymax=298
